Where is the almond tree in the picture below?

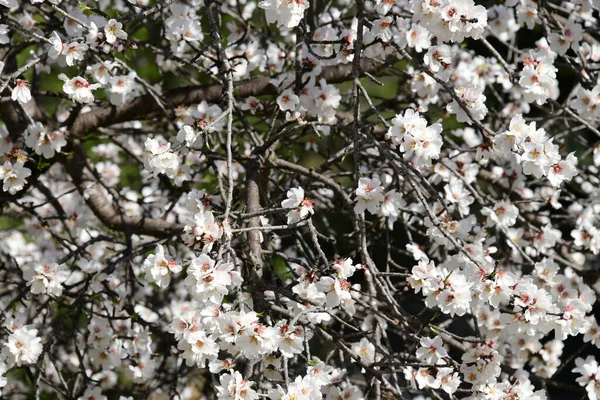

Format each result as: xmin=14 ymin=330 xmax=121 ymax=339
xmin=1 ymin=0 xmax=600 ymax=399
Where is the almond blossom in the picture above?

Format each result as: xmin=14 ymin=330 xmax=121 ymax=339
xmin=281 ymin=186 xmax=314 ymax=224
xmin=276 ymin=88 xmax=300 ymax=112
xmin=185 ymin=254 xmax=240 ymax=304
xmin=104 ymin=19 xmax=127 ymax=44
xmin=182 ymin=210 xmax=223 ymax=253
xmin=412 ymin=0 xmax=488 ymax=42
xmin=143 ymin=137 xmax=180 ymax=178
xmin=47 ymin=31 xmax=64 ymax=59
xmin=416 ymin=335 xmax=448 ymax=365
xmin=2 ymin=326 xmax=43 ymax=366
xmin=351 ymin=337 xmax=375 ymax=365
xmin=259 ymin=0 xmax=309 ymax=29
xmin=11 ymin=79 xmax=31 ymax=103
xmin=23 ymin=263 xmax=69 ymax=296
xmin=548 ymin=19 xmax=583 ymax=56
xmin=519 ymin=50 xmax=558 ymax=105
xmin=482 ymin=201 xmax=519 ymax=228
xmin=25 ymin=123 xmax=67 ymax=158
xmin=58 ymin=74 xmax=101 ymax=104
xmin=0 ymin=161 xmax=31 ymax=194
xmin=354 ymin=176 xmax=385 ymax=214
xmin=387 ymin=108 xmax=443 ymax=168
xmin=447 ymin=84 xmax=488 ymax=123
xmin=217 ymin=371 xmax=259 ymax=400
xmin=62 ymin=41 xmax=88 ymax=66
xmin=143 ymin=244 xmax=182 ymax=288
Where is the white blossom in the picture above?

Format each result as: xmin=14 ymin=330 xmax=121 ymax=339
xmin=3 ymin=326 xmax=43 ymax=366
xmin=12 ymin=79 xmax=31 ymax=103
xmin=58 ymin=74 xmax=101 ymax=104
xmin=259 ymin=0 xmax=309 ymax=29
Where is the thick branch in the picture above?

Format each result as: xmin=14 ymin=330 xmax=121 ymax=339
xmin=66 ymin=145 xmax=183 ymax=237
xmin=69 ymin=57 xmax=387 ymax=137
xmin=245 ymin=156 xmax=266 ymax=312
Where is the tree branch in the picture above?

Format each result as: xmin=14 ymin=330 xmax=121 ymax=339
xmin=66 ymin=144 xmax=183 ymax=237
xmin=69 ymin=57 xmax=388 ymax=137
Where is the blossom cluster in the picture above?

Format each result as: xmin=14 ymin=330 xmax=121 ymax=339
xmin=386 ymin=109 xmax=443 ymax=168
xmin=412 ymin=0 xmax=488 ymax=42
xmin=491 ymin=114 xmax=578 ymax=187
xmin=275 ymin=78 xmax=342 ymax=134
